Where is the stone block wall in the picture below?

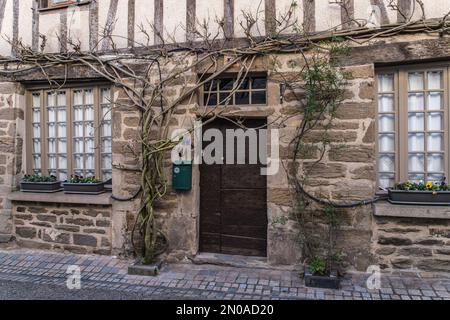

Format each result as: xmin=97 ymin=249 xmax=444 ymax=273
xmin=264 ymin=57 xmax=377 ymax=270
xmin=373 ymin=216 xmax=450 ymax=274
xmin=0 ymin=82 xmax=25 ymax=236
xmin=12 ymin=203 xmax=112 ymax=255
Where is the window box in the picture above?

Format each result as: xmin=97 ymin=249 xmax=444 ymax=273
xmin=304 ymin=266 xmax=340 ymax=290
xmin=20 ymin=181 xmax=62 ymax=193
xmin=388 ymin=189 xmax=450 ymax=205
xmin=63 ymin=182 xmax=105 ymax=195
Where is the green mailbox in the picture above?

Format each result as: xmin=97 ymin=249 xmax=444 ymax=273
xmin=172 ymin=161 xmax=192 ymax=191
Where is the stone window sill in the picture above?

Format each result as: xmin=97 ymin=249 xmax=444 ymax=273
xmin=374 ymin=200 xmax=450 ymax=219
xmin=8 ymin=191 xmax=112 ymax=206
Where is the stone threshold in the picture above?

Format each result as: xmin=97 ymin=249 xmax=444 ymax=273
xmin=8 ymin=191 xmax=112 ymax=206
xmin=190 ymin=253 xmax=301 ymax=272
xmin=374 ymin=201 xmax=450 ymax=219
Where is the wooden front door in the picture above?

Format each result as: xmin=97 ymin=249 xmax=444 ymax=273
xmin=200 ymin=119 xmax=268 ymax=257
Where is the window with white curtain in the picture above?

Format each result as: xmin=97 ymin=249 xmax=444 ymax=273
xmin=28 ymin=86 xmax=113 ymax=182
xmin=377 ymin=66 xmax=449 ymax=188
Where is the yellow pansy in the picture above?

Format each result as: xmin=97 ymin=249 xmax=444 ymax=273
xmin=426 ymin=182 xmax=433 ymax=190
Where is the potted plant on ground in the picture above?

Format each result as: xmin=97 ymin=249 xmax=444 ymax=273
xmin=303 ymin=206 xmax=342 ymax=290
xmin=389 ymin=179 xmax=450 ymax=205
xmin=63 ymin=175 xmax=105 ymax=195
xmin=304 ymin=256 xmax=341 ymax=290
xmin=20 ymin=175 xmax=62 ymax=193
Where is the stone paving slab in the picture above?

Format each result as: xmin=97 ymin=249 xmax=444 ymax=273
xmin=0 ymin=249 xmax=450 ymax=300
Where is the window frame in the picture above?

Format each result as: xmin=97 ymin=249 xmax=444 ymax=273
xmin=38 ymin=0 xmax=91 ymax=11
xmin=199 ymin=73 xmax=268 ymax=107
xmin=25 ymin=83 xmax=113 ymax=182
xmin=376 ymin=63 xmax=450 ymax=187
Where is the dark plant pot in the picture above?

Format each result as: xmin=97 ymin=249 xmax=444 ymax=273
xmin=388 ymin=189 xmax=450 ymax=205
xmin=63 ymin=182 xmax=105 ymax=195
xmin=304 ymin=266 xmax=340 ymax=290
xmin=128 ymin=261 xmax=163 ymax=277
xmin=20 ymin=181 xmax=62 ymax=193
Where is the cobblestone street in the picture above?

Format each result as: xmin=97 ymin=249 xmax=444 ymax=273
xmin=0 ymin=249 xmax=450 ymax=300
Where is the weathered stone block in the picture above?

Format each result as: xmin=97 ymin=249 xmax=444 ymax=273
xmin=62 ymin=245 xmax=88 ymax=255
xmin=65 ymin=218 xmax=94 ymax=226
xmin=329 ymin=146 xmax=375 ymax=163
xmin=303 ymin=130 xmax=357 ymax=143
xmin=391 ymin=258 xmax=413 ymax=269
xmin=378 ymin=236 xmax=412 ymax=246
xmin=73 ymin=234 xmax=97 ymax=247
xmin=268 ymin=188 xmax=292 ymax=206
xmin=43 ymin=232 xmax=71 ymax=245
xmin=398 ymin=247 xmax=433 ymax=257
xmin=358 ymin=82 xmax=375 ymax=100
xmin=37 ymin=215 xmax=57 ymax=223
xmin=350 ymin=165 xmax=375 ymax=180
xmin=335 ymin=102 xmax=375 ymax=120
xmin=15 ymin=214 xmax=32 ymax=221
xmin=55 ymin=225 xmax=80 ymax=232
xmin=362 ymin=122 xmax=375 ymax=143
xmin=303 ymin=163 xmax=346 ymax=179
xmin=416 ymin=259 xmax=450 ymax=272
xmin=15 ymin=227 xmax=37 ymax=239
xmin=375 ymin=247 xmax=396 ymax=256
xmin=84 ymin=228 xmax=106 ymax=235
xmin=414 ymin=238 xmax=445 ymax=246
xmin=96 ymin=220 xmax=111 ymax=227
xmin=28 ymin=207 xmax=48 ymax=214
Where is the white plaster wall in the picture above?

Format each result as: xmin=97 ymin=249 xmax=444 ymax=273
xmin=196 ymin=0 xmax=224 ymax=40
xmin=0 ymin=0 xmax=13 ymax=57
xmin=163 ymin=0 xmax=187 ymax=43
xmin=135 ymin=0 xmax=155 ymax=46
xmin=234 ymin=0 xmax=266 ymax=38
xmin=39 ymin=12 xmax=61 ymax=53
xmin=67 ymin=6 xmax=90 ymax=52
xmin=18 ymin=0 xmax=33 ymax=48
xmin=353 ymin=0 xmax=404 ymax=26
xmin=98 ymin=0 xmax=129 ymax=49
xmin=276 ymin=0 xmax=304 ymax=34
xmin=420 ymin=0 xmax=450 ymax=20
xmin=315 ymin=0 xmax=341 ymax=31
xmin=2 ymin=0 xmax=450 ymax=56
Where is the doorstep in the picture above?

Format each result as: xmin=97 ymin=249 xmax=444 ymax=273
xmin=191 ymin=252 xmax=300 ymax=271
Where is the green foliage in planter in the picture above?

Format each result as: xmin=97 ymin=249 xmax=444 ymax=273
xmin=67 ymin=175 xmax=102 ymax=184
xmin=22 ymin=174 xmax=58 ymax=183
xmin=393 ymin=180 xmax=449 ymax=192
xmin=309 ymin=256 xmax=327 ymax=276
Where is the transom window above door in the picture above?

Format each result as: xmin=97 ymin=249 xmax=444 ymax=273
xmin=377 ymin=66 xmax=449 ymax=188
xmin=38 ymin=0 xmax=89 ymax=10
xmin=202 ymin=75 xmax=267 ymax=107
xmin=28 ymin=86 xmax=112 ymax=182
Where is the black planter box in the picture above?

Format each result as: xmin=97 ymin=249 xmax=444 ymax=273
xmin=20 ymin=181 xmax=62 ymax=193
xmin=304 ymin=267 xmax=340 ymax=290
xmin=388 ymin=189 xmax=450 ymax=205
xmin=128 ymin=261 xmax=163 ymax=277
xmin=63 ymin=182 xmax=105 ymax=195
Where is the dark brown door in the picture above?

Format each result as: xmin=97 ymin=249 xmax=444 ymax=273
xmin=200 ymin=119 xmax=267 ymax=257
